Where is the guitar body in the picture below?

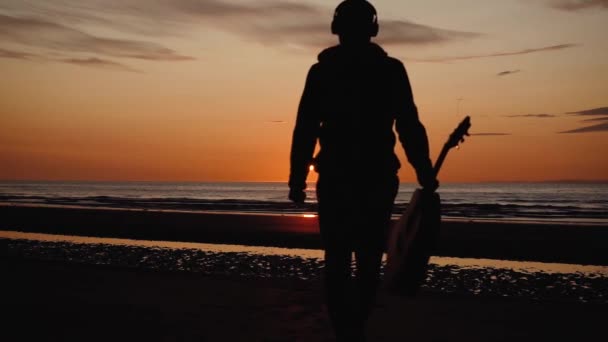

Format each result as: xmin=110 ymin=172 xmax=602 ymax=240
xmin=385 ymin=189 xmax=441 ymax=295
xmin=384 ymin=116 xmax=469 ymax=296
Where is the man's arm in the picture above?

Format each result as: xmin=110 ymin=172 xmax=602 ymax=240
xmin=289 ymin=65 xmax=321 ymax=202
xmin=392 ymin=61 xmax=437 ymax=190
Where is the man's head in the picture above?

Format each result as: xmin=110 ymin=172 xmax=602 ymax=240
xmin=331 ymin=0 xmax=378 ymax=44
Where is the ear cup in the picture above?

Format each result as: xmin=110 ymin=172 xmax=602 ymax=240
xmin=370 ymin=15 xmax=378 ymax=37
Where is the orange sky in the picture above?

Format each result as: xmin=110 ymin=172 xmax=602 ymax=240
xmin=1 ymin=0 xmax=607 ymax=183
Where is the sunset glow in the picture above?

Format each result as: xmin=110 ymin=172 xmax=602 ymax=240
xmin=1 ymin=0 xmax=607 ymax=182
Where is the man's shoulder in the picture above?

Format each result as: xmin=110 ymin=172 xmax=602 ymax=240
xmin=384 ymin=56 xmax=406 ymax=71
xmin=308 ymin=45 xmax=407 ymax=77
xmin=306 ymin=62 xmax=323 ymax=79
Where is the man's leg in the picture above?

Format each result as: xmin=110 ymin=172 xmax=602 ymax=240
xmin=317 ymin=176 xmax=358 ymax=340
xmin=323 ymin=242 xmax=353 ymax=338
xmin=353 ymin=211 xmax=390 ymax=325
xmin=353 ymin=175 xmax=398 ymax=326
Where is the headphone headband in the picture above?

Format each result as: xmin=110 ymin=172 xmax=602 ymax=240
xmin=331 ymin=0 xmax=379 ymax=37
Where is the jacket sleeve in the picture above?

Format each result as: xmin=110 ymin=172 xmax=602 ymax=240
xmin=393 ymin=61 xmax=435 ymax=185
xmin=289 ymin=65 xmax=321 ymax=191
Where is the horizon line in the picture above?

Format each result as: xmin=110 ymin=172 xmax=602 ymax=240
xmin=1 ymin=179 xmax=608 ymax=184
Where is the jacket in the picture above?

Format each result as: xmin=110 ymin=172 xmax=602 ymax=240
xmin=289 ymin=43 xmax=433 ymax=190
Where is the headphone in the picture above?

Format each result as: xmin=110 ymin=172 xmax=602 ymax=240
xmin=331 ymin=0 xmax=379 ymax=37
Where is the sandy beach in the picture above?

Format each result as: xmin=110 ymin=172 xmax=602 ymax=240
xmin=2 ymin=256 xmax=606 ymax=342
xmin=1 ymin=204 xmax=607 ymax=341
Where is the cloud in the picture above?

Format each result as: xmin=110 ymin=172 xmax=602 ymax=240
xmin=409 ymin=44 xmax=578 ymax=63
xmin=170 ymin=0 xmax=320 ymax=17
xmin=0 ymin=1 xmax=480 ymax=53
xmin=583 ymin=116 xmax=608 ymax=122
xmin=506 ymin=114 xmax=557 ymax=118
xmin=561 ymin=106 xmax=608 ymax=132
xmin=566 ymin=106 xmax=608 ymax=116
xmin=377 ymin=20 xmax=479 ymax=46
xmin=497 ymin=69 xmax=521 ymax=76
xmin=266 ymin=120 xmax=286 ymax=124
xmin=0 ymin=47 xmax=36 ymax=59
xmin=149 ymin=1 xmax=479 ymax=47
xmin=560 ymin=122 xmax=608 ymax=133
xmin=199 ymin=2 xmax=479 ymax=48
xmin=242 ymin=19 xmax=479 ymax=50
xmin=471 ymin=133 xmax=511 ymax=136
xmin=548 ymin=0 xmax=608 ymax=11
xmin=0 ymin=14 xmax=194 ymax=61
xmin=0 ymin=45 xmax=138 ymax=72
xmin=61 ymin=57 xmax=141 ymax=73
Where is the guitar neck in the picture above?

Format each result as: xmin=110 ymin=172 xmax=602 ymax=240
xmin=432 ymin=115 xmax=470 ymax=177
xmin=433 ymin=145 xmax=450 ymax=176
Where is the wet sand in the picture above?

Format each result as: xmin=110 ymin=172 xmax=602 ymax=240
xmin=3 ymin=236 xmax=606 ymax=303
xmin=1 ymin=204 xmax=607 ymax=265
xmin=2 ymin=257 xmax=606 ymax=342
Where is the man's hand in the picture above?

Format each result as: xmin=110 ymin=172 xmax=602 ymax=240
xmin=418 ymin=172 xmax=439 ymax=192
xmin=288 ymin=188 xmax=306 ymax=204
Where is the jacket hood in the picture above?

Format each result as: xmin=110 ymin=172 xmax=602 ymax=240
xmin=318 ymin=42 xmax=388 ymax=64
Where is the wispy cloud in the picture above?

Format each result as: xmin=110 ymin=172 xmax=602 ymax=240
xmin=377 ymin=20 xmax=479 ymax=46
xmin=409 ymin=44 xmax=578 ymax=63
xmin=471 ymin=133 xmax=511 ymax=136
xmin=506 ymin=114 xmax=557 ymax=118
xmin=168 ymin=0 xmax=320 ymax=17
xmin=0 ymin=14 xmax=194 ymax=61
xmin=0 ymin=0 xmax=480 ymax=54
xmin=159 ymin=1 xmax=479 ymax=47
xmin=548 ymin=0 xmax=608 ymax=11
xmin=567 ymin=107 xmax=608 ymax=116
xmin=244 ymin=19 xmax=479 ymax=50
xmin=583 ymin=116 xmax=608 ymax=122
xmin=266 ymin=120 xmax=286 ymax=124
xmin=0 ymin=47 xmax=37 ymax=60
xmin=0 ymin=45 xmax=137 ymax=72
xmin=61 ymin=57 xmax=141 ymax=73
xmin=560 ymin=122 xmax=608 ymax=133
xmin=561 ymin=106 xmax=608 ymax=133
xmin=497 ymin=69 xmax=521 ymax=77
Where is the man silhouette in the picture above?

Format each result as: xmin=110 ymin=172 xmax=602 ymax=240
xmin=288 ymin=0 xmax=437 ymax=340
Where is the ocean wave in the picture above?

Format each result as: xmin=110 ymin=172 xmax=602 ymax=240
xmin=1 ymin=195 xmax=607 ymax=223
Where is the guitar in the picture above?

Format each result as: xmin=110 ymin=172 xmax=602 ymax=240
xmin=385 ymin=116 xmax=471 ymax=295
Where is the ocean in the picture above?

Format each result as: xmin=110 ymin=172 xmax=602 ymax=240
xmin=1 ymin=181 xmax=607 ymax=224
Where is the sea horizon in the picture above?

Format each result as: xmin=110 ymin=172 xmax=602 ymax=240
xmin=2 ymin=179 xmax=608 ymax=184
xmin=1 ymin=180 xmax=607 ymax=224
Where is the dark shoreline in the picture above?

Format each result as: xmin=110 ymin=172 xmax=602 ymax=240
xmin=1 ymin=204 xmax=607 ymax=265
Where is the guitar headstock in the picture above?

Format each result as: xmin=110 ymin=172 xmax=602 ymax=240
xmin=446 ymin=116 xmax=471 ymax=150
